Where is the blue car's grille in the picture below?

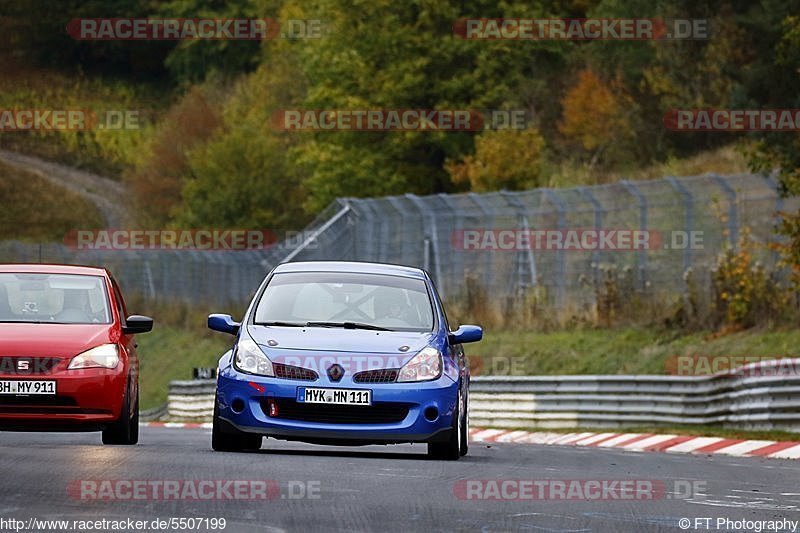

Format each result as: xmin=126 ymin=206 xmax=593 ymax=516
xmin=262 ymin=399 xmax=410 ymax=424
xmin=352 ymin=369 xmax=399 ymax=383
xmin=273 ymin=363 xmax=318 ymax=381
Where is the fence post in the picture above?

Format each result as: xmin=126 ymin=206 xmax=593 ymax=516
xmin=282 ymin=203 xmax=351 ymax=263
xmin=376 ymin=199 xmax=393 ymax=262
xmin=437 ymin=193 xmax=463 ymax=297
xmin=143 ymin=259 xmax=155 ymax=300
xmin=666 ymin=176 xmax=694 ymax=272
xmin=405 ymin=194 xmax=444 ymax=296
xmin=711 ymin=174 xmax=739 ymax=250
xmin=500 ymin=190 xmax=537 ymax=294
xmin=541 ymin=189 xmax=567 ymax=306
xmin=468 ymin=193 xmax=496 ymax=291
xmin=620 ymin=180 xmax=648 ymax=290
xmin=763 ymin=173 xmax=784 ymax=267
xmin=578 ymin=186 xmax=604 ymax=284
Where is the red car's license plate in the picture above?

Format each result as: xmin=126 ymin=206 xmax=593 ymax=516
xmin=0 ymin=380 xmax=56 ymax=395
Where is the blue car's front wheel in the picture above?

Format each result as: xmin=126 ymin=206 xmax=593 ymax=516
xmin=460 ymin=390 xmax=469 ymax=456
xmin=211 ymin=400 xmax=262 ymax=452
xmin=427 ymin=389 xmax=464 ymax=460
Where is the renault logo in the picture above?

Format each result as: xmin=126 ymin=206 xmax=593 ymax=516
xmin=327 ymin=364 xmax=344 ymax=382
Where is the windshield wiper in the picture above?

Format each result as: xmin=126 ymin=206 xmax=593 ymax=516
xmin=305 ymin=321 xmax=391 ymax=331
xmin=256 ymin=321 xmax=307 ymax=327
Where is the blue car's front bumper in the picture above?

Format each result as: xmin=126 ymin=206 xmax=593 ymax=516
xmin=216 ymin=365 xmax=460 ymax=445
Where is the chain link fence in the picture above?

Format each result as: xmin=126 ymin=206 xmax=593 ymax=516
xmin=0 ymin=173 xmax=796 ymax=307
xmin=0 ymin=241 xmax=270 ymax=305
xmin=276 ymin=173 xmax=798 ymax=307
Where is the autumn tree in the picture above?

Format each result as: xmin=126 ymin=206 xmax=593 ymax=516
xmin=126 ymin=85 xmax=223 ymax=226
xmin=558 ymin=69 xmax=634 ymax=169
xmin=447 ymin=129 xmax=548 ymax=192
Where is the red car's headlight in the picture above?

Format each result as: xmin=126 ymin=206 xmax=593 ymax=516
xmin=68 ymin=344 xmax=120 ymax=370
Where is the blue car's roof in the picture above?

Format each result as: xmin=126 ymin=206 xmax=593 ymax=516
xmin=274 ymin=261 xmax=427 ymax=280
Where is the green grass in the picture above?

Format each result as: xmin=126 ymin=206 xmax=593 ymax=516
xmin=137 ymin=323 xmax=800 ymax=412
xmin=0 ymin=160 xmax=104 ymax=241
xmin=0 ymin=56 xmax=167 ymax=177
xmin=137 ymin=326 xmax=231 ymax=410
xmin=548 ymin=144 xmax=749 ymax=188
xmin=472 ymin=326 xmax=800 ymax=376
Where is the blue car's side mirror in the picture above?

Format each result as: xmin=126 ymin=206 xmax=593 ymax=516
xmin=208 ymin=314 xmax=241 ymax=335
xmin=449 ymin=325 xmax=483 ymax=345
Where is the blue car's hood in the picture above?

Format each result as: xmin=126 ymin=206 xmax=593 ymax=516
xmin=246 ymin=325 xmax=434 ymax=355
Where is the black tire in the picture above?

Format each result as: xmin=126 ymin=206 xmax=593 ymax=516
xmin=103 ymin=386 xmax=139 ymax=445
xmin=211 ymin=401 xmax=262 ymax=452
xmin=460 ymin=391 xmax=469 ymax=457
xmin=428 ymin=390 xmax=463 ymax=461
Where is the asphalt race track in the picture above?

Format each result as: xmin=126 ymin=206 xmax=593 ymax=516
xmin=1 ymin=426 xmax=798 ymax=532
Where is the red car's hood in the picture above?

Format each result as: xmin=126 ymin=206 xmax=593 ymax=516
xmin=0 ymin=323 xmax=117 ymax=357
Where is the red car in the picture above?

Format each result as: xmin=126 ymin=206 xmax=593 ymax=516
xmin=0 ymin=264 xmax=153 ymax=445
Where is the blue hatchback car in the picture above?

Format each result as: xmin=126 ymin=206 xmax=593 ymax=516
xmin=208 ymin=261 xmax=482 ymax=460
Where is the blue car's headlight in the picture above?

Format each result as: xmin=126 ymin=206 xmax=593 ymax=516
xmin=397 ymin=347 xmax=442 ymax=382
xmin=232 ymin=338 xmax=275 ymax=377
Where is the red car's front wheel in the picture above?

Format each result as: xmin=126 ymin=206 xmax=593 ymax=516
xmin=102 ymin=385 xmax=138 ymax=445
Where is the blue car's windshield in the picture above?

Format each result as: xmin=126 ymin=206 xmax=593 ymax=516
xmin=253 ymin=272 xmax=435 ymax=332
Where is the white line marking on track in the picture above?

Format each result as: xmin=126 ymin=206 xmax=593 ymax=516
xmin=620 ymin=434 xmax=677 ymax=450
xmin=595 ymin=434 xmax=641 ymax=447
xmin=711 ymin=440 xmax=774 ymax=456
xmin=664 ymin=437 xmax=723 ymax=453
xmin=770 ymin=445 xmax=800 ymax=459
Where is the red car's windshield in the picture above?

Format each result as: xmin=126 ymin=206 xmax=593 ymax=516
xmin=0 ymin=273 xmax=111 ymax=324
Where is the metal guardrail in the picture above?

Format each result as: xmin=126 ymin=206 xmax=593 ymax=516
xmin=164 ymin=359 xmax=800 ymax=432
xmin=166 ymin=380 xmax=216 ymax=421
xmin=140 ymin=403 xmax=169 ymax=422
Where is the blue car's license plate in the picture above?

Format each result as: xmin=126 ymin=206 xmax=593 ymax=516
xmin=297 ymin=387 xmax=372 ymax=405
